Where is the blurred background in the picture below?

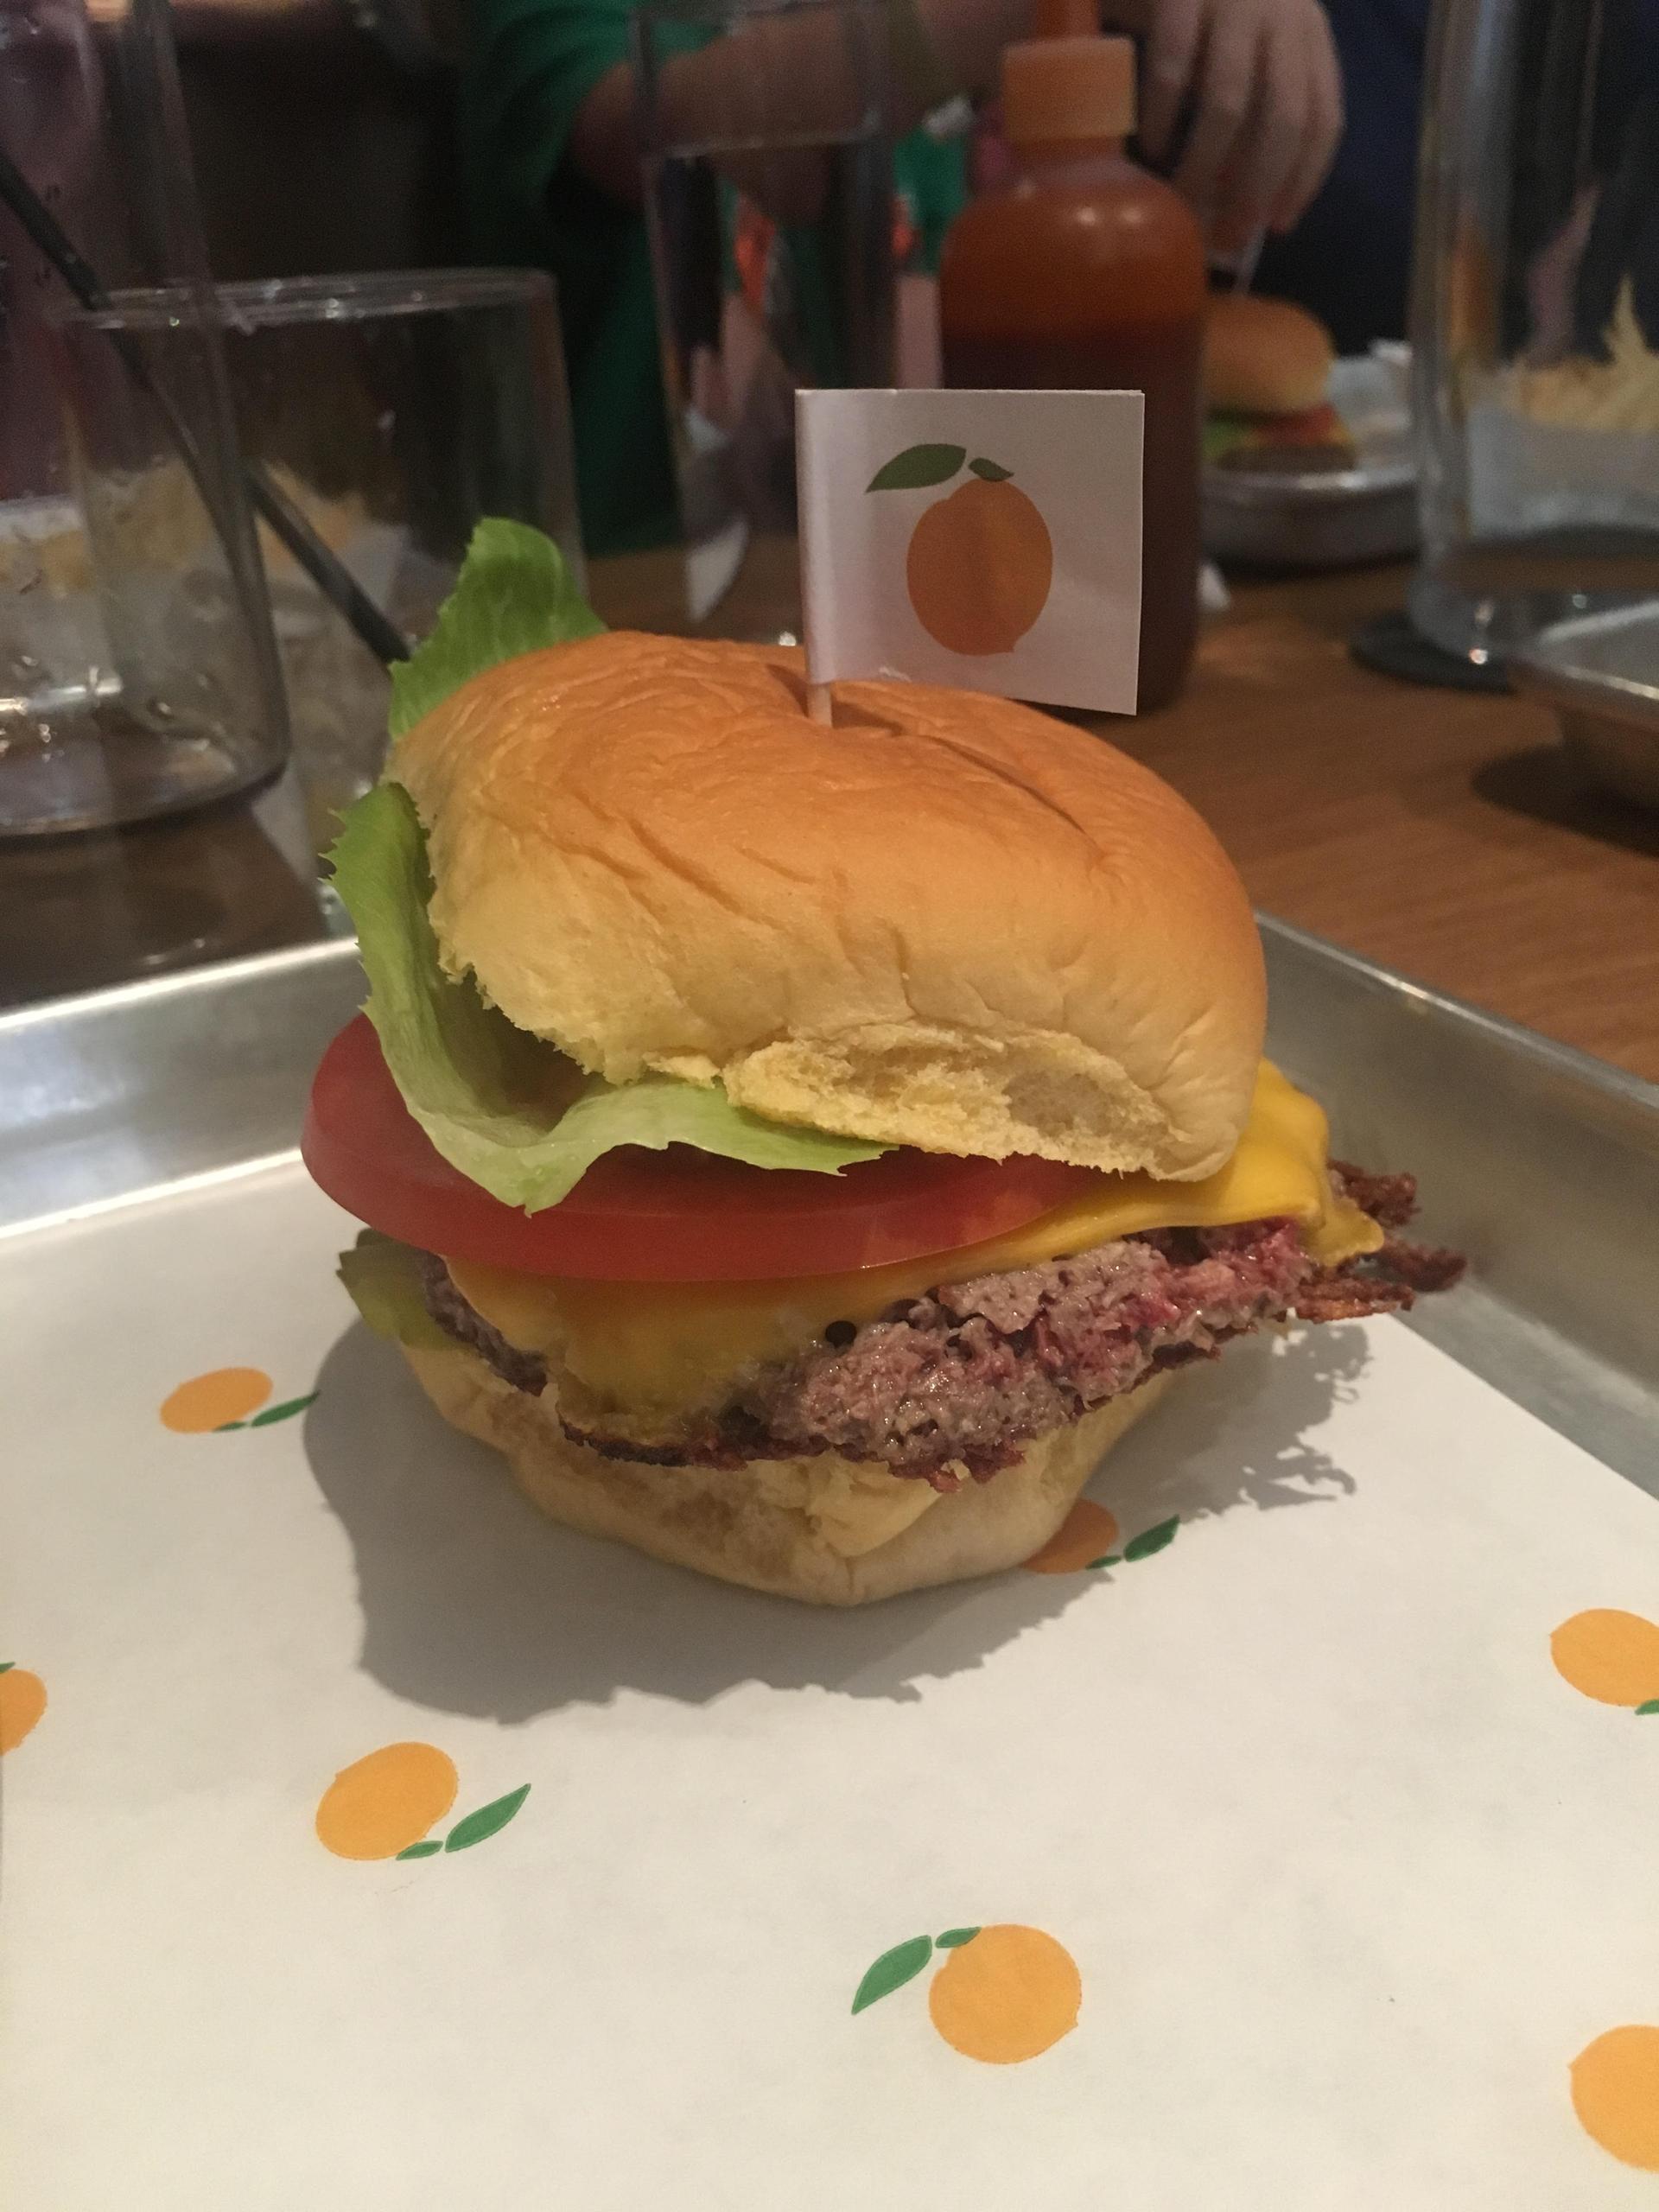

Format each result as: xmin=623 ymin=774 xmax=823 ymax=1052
xmin=0 ymin=0 xmax=1656 ymax=1084
xmin=173 ymin=0 xmax=463 ymax=283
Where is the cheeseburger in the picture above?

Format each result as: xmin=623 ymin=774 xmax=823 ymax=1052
xmin=1204 ymin=293 xmax=1355 ymax=470
xmin=304 ymin=533 xmax=1459 ymax=1605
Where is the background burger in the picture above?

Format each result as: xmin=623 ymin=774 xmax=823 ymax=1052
xmin=303 ymin=524 xmax=1459 ymax=1605
xmin=1204 ymin=293 xmax=1356 ymax=472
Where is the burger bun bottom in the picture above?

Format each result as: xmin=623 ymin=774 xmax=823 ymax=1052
xmin=403 ymin=1344 xmax=1175 ymax=1606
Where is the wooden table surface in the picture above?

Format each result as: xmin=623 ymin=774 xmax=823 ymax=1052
xmin=1123 ymin=567 xmax=1659 ymax=1083
xmin=3 ymin=550 xmax=1657 ymax=1084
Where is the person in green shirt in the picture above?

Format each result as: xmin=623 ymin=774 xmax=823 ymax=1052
xmin=463 ymin=0 xmax=1343 ymax=556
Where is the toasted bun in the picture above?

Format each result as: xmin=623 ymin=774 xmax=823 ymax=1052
xmin=1205 ymin=294 xmax=1335 ymax=416
xmin=391 ymin=637 xmax=1265 ymax=1179
xmin=404 ymin=1342 xmax=1173 ymax=1604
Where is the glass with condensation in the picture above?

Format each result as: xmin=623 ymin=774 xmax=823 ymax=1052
xmin=0 ymin=0 xmax=290 ymax=842
xmin=59 ymin=269 xmax=584 ymax=862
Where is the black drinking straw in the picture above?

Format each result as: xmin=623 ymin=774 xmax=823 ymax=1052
xmin=0 ymin=140 xmax=410 ymax=669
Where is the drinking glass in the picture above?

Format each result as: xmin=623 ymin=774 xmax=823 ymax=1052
xmin=1408 ymin=0 xmax=1659 ymax=666
xmin=60 ymin=270 xmax=585 ymax=858
xmin=0 ymin=0 xmax=289 ymax=836
xmin=633 ymin=0 xmax=895 ymax=628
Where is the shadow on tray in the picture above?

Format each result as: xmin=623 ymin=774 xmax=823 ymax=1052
xmin=302 ymin=1319 xmax=1371 ymax=1723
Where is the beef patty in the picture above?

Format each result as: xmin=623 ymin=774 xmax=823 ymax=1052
xmin=418 ymin=1161 xmax=1462 ymax=1488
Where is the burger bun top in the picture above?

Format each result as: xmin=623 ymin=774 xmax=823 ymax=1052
xmin=1205 ymin=292 xmax=1336 ymax=417
xmin=391 ymin=633 xmax=1267 ymax=1180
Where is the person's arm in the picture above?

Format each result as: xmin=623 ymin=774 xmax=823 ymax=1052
xmin=570 ymin=0 xmax=1343 ymax=251
xmin=569 ymin=0 xmax=1027 ymax=210
xmin=563 ymin=60 xmax=644 ymax=203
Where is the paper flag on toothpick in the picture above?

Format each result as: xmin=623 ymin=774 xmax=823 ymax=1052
xmin=796 ymin=387 xmax=1144 ymax=714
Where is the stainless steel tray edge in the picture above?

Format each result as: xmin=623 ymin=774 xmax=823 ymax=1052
xmin=0 ymin=938 xmax=363 ymax=1236
xmin=1203 ymin=478 xmax=1418 ymax=571
xmin=1262 ymin=919 xmax=1658 ymax=1491
xmin=1511 ymin=602 xmax=1659 ymax=812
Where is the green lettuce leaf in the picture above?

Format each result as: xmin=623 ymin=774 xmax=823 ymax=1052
xmin=337 ymin=1230 xmax=454 ymax=1348
xmin=1203 ymin=413 xmax=1252 ymax=464
xmin=387 ymin=518 xmax=606 ymax=740
xmin=327 ymin=780 xmax=885 ymax=1212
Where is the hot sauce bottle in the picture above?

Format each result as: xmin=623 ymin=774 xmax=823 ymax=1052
xmin=939 ymin=6 xmax=1206 ymax=709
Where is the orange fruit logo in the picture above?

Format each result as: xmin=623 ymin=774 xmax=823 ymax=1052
xmin=1552 ymin=1612 xmax=1659 ymax=2170
xmin=1550 ymin=1608 xmax=1659 ymax=1712
xmin=1022 ymin=1497 xmax=1179 ymax=1574
xmin=868 ymin=443 xmax=1053 ymax=658
xmin=159 ymin=1366 xmax=317 ymax=1433
xmin=315 ymin=1740 xmax=530 ymax=1864
xmin=852 ymin=1923 xmax=1081 ymax=2065
xmin=0 ymin=1662 xmax=47 ymax=1754
xmin=1572 ymin=2024 xmax=1659 ymax=2170
xmin=1024 ymin=1499 xmax=1120 ymax=1573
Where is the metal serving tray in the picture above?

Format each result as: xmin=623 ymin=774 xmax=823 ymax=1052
xmin=1203 ymin=356 xmax=1419 ymax=571
xmin=1512 ymin=599 xmax=1659 ymax=813
xmin=2 ymin=918 xmax=1653 ymax=1490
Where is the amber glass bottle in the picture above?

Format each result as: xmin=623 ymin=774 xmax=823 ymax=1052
xmin=939 ymin=17 xmax=1205 ymax=709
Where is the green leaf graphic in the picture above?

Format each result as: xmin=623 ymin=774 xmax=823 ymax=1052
xmin=1087 ymin=1555 xmax=1122 ymax=1570
xmin=1124 ymin=1516 xmax=1179 ymax=1561
xmin=0 ymin=1662 xmax=13 ymax=1674
xmin=935 ymin=1927 xmax=979 ymax=1949
xmin=214 ymin=1421 xmax=246 ymax=1433
xmin=397 ymin=1840 xmax=443 ymax=1860
xmin=1636 ymin=1700 xmax=1659 ymax=1716
xmin=249 ymin=1393 xmax=319 ymax=1428
xmin=967 ymin=457 xmax=1013 ymax=481
xmin=851 ymin=1936 xmax=933 ymax=2013
xmin=444 ymin=1783 xmax=531 ymax=1853
xmin=867 ymin=443 xmax=964 ymax=493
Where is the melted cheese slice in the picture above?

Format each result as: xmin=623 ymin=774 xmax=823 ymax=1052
xmin=448 ymin=1062 xmax=1381 ymax=1421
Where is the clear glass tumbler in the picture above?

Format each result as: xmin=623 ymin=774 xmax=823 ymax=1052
xmin=0 ymin=0 xmax=289 ymax=837
xmin=60 ymin=269 xmax=584 ymax=858
xmin=1408 ymin=0 xmax=1659 ymax=666
xmin=633 ymin=0 xmax=896 ymax=628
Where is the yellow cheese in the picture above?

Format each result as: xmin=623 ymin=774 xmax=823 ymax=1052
xmin=448 ymin=1062 xmax=1381 ymax=1421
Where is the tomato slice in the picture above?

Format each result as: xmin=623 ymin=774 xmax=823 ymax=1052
xmin=302 ymin=1014 xmax=1094 ymax=1283
xmin=1255 ymin=401 xmax=1348 ymax=447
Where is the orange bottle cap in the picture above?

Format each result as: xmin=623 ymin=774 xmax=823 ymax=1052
xmin=1001 ymin=29 xmax=1135 ymax=145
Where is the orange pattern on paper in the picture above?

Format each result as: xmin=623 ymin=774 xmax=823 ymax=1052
xmin=1572 ymin=2024 xmax=1659 ymax=2171
xmin=927 ymin=1925 xmax=1082 ymax=2065
xmin=1550 ymin=1610 xmax=1659 ymax=1707
xmin=1024 ymin=1500 xmax=1120 ymax=1574
xmin=160 ymin=1368 xmax=272 ymax=1433
xmin=315 ymin=1742 xmax=459 ymax=1860
xmin=0 ymin=1667 xmax=47 ymax=1753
